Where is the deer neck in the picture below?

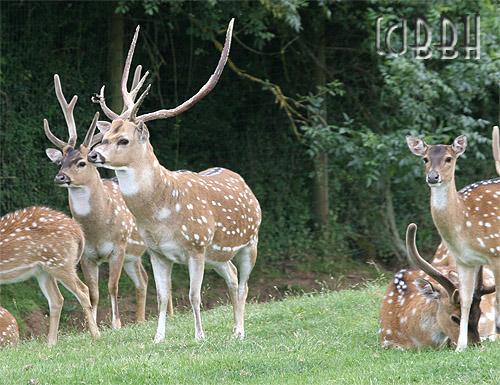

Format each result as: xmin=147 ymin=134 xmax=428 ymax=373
xmin=429 ymin=178 xmax=464 ymax=244
xmin=68 ymin=169 xmax=109 ymax=218
xmin=113 ymin=145 xmax=175 ymax=220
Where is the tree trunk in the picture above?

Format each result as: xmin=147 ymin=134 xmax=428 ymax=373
xmin=311 ymin=20 xmax=329 ymax=235
xmin=107 ymin=10 xmax=124 ymax=113
xmin=383 ymin=182 xmax=407 ymax=262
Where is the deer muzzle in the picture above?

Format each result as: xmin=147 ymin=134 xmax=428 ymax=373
xmin=87 ymin=150 xmax=105 ymax=165
xmin=54 ymin=172 xmax=70 ymax=185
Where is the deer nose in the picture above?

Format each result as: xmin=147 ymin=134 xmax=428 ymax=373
xmin=54 ymin=173 xmax=70 ymax=185
xmin=88 ymin=150 xmax=103 ymax=164
xmin=426 ymin=171 xmax=441 ymax=185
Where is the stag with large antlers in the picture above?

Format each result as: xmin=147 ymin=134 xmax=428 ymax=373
xmin=43 ymin=75 xmax=174 ymax=328
xmin=0 ymin=206 xmax=100 ymax=345
xmin=0 ymin=307 xmax=19 ymax=347
xmin=380 ymin=224 xmax=496 ymax=349
xmin=406 ymin=133 xmax=500 ymax=351
xmin=88 ymin=20 xmax=260 ymax=342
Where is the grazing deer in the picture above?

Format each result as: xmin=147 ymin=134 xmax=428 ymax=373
xmin=406 ymin=134 xmax=500 ymax=351
xmin=0 ymin=306 xmax=19 ymax=347
xmin=43 ymin=74 xmax=174 ymax=328
xmin=380 ymin=224 xmax=496 ymax=349
xmin=88 ymin=20 xmax=261 ymax=342
xmin=0 ymin=206 xmax=100 ymax=345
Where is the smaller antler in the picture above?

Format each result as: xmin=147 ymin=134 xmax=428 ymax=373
xmin=406 ymin=223 xmax=459 ymax=304
xmin=54 ymin=75 xmax=78 ymax=147
xmin=43 ymin=119 xmax=66 ymax=149
xmin=493 ymin=126 xmax=500 ymax=176
xmin=82 ymin=112 xmax=102 ymax=148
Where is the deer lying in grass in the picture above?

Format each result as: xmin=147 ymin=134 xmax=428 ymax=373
xmin=0 ymin=206 xmax=100 ymax=345
xmin=379 ymin=224 xmax=495 ymax=349
xmin=406 ymin=133 xmax=500 ymax=351
xmin=43 ymin=74 xmax=173 ymax=328
xmin=89 ymin=20 xmax=261 ymax=342
xmin=0 ymin=306 xmax=19 ymax=347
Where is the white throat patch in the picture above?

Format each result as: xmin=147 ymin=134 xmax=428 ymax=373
xmin=431 ymin=185 xmax=449 ymax=211
xmin=116 ymin=168 xmax=139 ymax=196
xmin=69 ymin=187 xmax=92 ymax=216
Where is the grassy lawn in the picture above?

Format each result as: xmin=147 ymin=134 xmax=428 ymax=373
xmin=0 ymin=285 xmax=498 ymax=385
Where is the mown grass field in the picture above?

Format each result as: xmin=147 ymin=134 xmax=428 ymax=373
xmin=0 ymin=285 xmax=499 ymax=385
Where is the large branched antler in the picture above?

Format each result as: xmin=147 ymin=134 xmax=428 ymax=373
xmin=92 ymin=19 xmax=234 ymax=124
xmin=406 ymin=224 xmax=460 ymax=305
xmin=493 ymin=126 xmax=500 ymax=176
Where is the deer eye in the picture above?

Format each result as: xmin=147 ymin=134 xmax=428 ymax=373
xmin=423 ymin=157 xmax=429 ymax=164
xmin=445 ymin=157 xmax=453 ymax=163
xmin=77 ymin=161 xmax=86 ymax=168
xmin=117 ymin=138 xmax=129 ymax=146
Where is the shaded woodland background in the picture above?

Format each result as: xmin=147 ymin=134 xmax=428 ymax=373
xmin=1 ymin=0 xmax=499 ymax=272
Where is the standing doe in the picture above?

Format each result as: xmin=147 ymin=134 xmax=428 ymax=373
xmin=0 ymin=306 xmax=19 ymax=347
xmin=379 ymin=224 xmax=495 ymax=349
xmin=44 ymin=74 xmax=173 ymax=328
xmin=88 ymin=20 xmax=261 ymax=342
xmin=406 ymin=134 xmax=499 ymax=351
xmin=0 ymin=206 xmax=100 ymax=345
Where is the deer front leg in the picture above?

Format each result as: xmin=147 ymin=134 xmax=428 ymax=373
xmin=108 ymin=248 xmax=125 ymax=329
xmin=492 ymin=260 xmax=500 ymax=334
xmin=36 ymin=272 xmax=64 ymax=346
xmin=189 ymin=255 xmax=205 ymax=341
xmin=150 ymin=251 xmax=173 ymax=343
xmin=456 ymin=263 xmax=479 ymax=352
xmin=80 ymin=257 xmax=99 ymax=323
xmin=123 ymin=258 xmax=148 ymax=322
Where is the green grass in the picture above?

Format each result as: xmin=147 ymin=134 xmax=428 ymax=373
xmin=0 ymin=286 xmax=498 ymax=385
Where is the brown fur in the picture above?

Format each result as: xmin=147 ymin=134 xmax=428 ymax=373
xmin=407 ymin=134 xmax=500 ymax=351
xmin=0 ymin=206 xmax=100 ymax=345
xmin=0 ymin=306 xmax=19 ymax=347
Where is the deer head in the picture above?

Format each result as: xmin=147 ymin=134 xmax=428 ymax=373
xmin=406 ymin=135 xmax=467 ymax=186
xmin=88 ymin=20 xmax=234 ymax=169
xmin=44 ymin=75 xmax=102 ymax=187
xmin=406 ymin=223 xmax=494 ymax=346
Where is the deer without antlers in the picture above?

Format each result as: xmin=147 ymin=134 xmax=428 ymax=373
xmin=0 ymin=306 xmax=19 ymax=347
xmin=406 ymin=133 xmax=500 ymax=351
xmin=0 ymin=206 xmax=100 ymax=345
xmin=88 ymin=20 xmax=261 ymax=342
xmin=43 ymin=74 xmax=174 ymax=328
xmin=379 ymin=224 xmax=496 ymax=349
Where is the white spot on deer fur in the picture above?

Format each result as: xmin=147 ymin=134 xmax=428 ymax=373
xmin=69 ymin=187 xmax=92 ymax=216
xmin=187 ymin=204 xmax=193 ymax=210
xmin=175 ymin=203 xmax=182 ymax=212
xmin=157 ymin=208 xmax=171 ymax=220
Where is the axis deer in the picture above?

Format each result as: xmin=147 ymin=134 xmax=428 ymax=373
xmin=380 ymin=224 xmax=496 ymax=349
xmin=0 ymin=206 xmax=100 ymax=345
xmin=43 ymin=74 xmax=174 ymax=328
xmin=0 ymin=306 xmax=19 ymax=347
xmin=88 ymin=20 xmax=261 ymax=342
xmin=406 ymin=134 xmax=500 ymax=351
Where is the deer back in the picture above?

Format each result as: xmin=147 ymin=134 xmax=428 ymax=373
xmin=0 ymin=206 xmax=84 ymax=283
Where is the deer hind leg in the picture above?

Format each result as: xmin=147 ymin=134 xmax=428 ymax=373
xmin=456 ymin=263 xmax=479 ymax=352
xmin=56 ymin=270 xmax=100 ymax=340
xmin=108 ymin=249 xmax=125 ymax=329
xmin=150 ymin=251 xmax=173 ymax=343
xmin=80 ymin=257 xmax=99 ymax=323
xmin=36 ymin=271 xmax=64 ymax=346
xmin=234 ymin=244 xmax=257 ymax=339
xmin=188 ymin=255 xmax=205 ymax=341
xmin=213 ymin=261 xmax=240 ymax=336
xmin=124 ymin=257 xmax=148 ymax=322
xmin=491 ymin=260 xmax=500 ymax=334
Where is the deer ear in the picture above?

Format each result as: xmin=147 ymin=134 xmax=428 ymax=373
xmin=45 ymin=148 xmax=63 ymax=164
xmin=452 ymin=135 xmax=467 ymax=156
xmin=137 ymin=122 xmax=149 ymax=143
xmin=406 ymin=136 xmax=427 ymax=156
xmin=414 ymin=278 xmax=440 ymax=299
xmin=96 ymin=121 xmax=111 ymax=133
